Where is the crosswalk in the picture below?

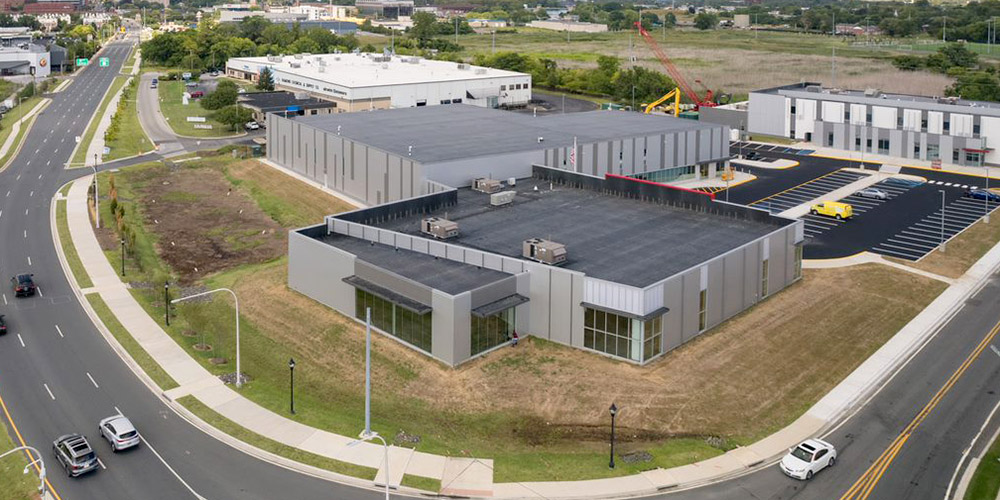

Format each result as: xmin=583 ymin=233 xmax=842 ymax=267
xmin=871 ymin=197 xmax=1000 ymax=261
xmin=730 ymin=141 xmax=813 ymax=156
xmin=800 ymin=179 xmax=916 ymax=239
xmin=751 ymin=170 xmax=870 ymax=213
xmin=924 ymin=179 xmax=981 ymax=190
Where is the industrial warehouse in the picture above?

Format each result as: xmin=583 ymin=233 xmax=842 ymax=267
xmin=747 ymin=82 xmax=999 ymax=166
xmin=264 ymin=105 xmax=733 ymax=206
xmin=225 ymin=52 xmax=532 ymax=111
xmin=280 ymin=106 xmax=804 ymax=366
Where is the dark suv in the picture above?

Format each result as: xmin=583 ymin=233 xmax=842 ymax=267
xmin=0 ymin=315 xmax=6 ymax=335
xmin=53 ymin=434 xmax=98 ymax=477
xmin=11 ymin=274 xmax=35 ymax=297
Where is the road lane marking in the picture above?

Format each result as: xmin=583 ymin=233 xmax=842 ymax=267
xmin=28 ymin=191 xmax=32 ymax=197
xmin=27 ymin=257 xmax=30 ymax=266
xmin=35 ymin=286 xmax=41 ymax=298
xmin=86 ymin=373 xmax=99 ymax=388
xmin=839 ymin=317 xmax=1000 ymax=500
xmin=992 ymin=345 xmax=1000 ymax=358
xmin=55 ymin=325 xmax=63 ymax=338
xmin=0 ymin=384 xmax=65 ymax=500
xmin=43 ymin=384 xmax=54 ymax=400
xmin=97 ymin=458 xmax=106 ymax=470
xmin=2 ymin=294 xmax=5 ymax=305
xmin=23 ymin=230 xmax=26 ymax=238
xmin=17 ymin=334 xmax=24 ymax=347
xmin=24 ymin=209 xmax=27 ymax=215
xmin=139 ymin=434 xmax=208 ymax=500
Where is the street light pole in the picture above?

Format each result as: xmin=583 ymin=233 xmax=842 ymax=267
xmin=609 ymin=403 xmax=618 ymax=469
xmin=939 ymin=190 xmax=947 ymax=252
xmin=0 ymin=446 xmax=46 ymax=496
xmin=92 ymin=159 xmax=99 ymax=229
xmin=353 ymin=431 xmax=390 ymax=500
xmin=365 ymin=307 xmax=372 ymax=436
xmin=164 ymin=281 xmax=170 ymax=325
xmin=289 ymin=358 xmax=296 ymax=415
xmin=172 ymin=288 xmax=242 ymax=387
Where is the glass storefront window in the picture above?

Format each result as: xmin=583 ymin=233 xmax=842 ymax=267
xmin=355 ymin=289 xmax=432 ymax=353
xmin=584 ymin=307 xmax=664 ymax=363
xmin=471 ymin=307 xmax=516 ymax=356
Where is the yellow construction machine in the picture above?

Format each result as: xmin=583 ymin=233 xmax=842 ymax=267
xmin=644 ymin=88 xmax=681 ymax=116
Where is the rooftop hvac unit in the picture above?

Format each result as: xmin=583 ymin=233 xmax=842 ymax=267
xmin=805 ymin=85 xmax=822 ymax=93
xmin=318 ymin=59 xmax=327 ymax=66
xmin=289 ymin=62 xmax=301 ymax=68
xmin=294 ymin=54 xmax=304 ymax=59
xmin=421 ymin=217 xmax=459 ymax=240
xmin=407 ymin=57 xmax=421 ymax=64
xmin=490 ymin=191 xmax=515 ymax=207
xmin=507 ymin=177 xmax=516 ymax=186
xmin=457 ymin=63 xmax=470 ymax=70
xmin=523 ymin=238 xmax=567 ymax=266
xmin=382 ymin=63 xmax=389 ymax=69
xmin=473 ymin=178 xmax=503 ymax=194
xmin=267 ymin=55 xmax=283 ymax=62
xmin=318 ymin=66 xmax=325 ymax=73
xmin=474 ymin=68 xmax=487 ymax=75
xmin=864 ymin=88 xmax=882 ymax=97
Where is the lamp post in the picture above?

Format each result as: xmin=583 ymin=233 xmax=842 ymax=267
xmin=0 ymin=446 xmax=46 ymax=496
xmin=91 ymin=158 xmax=99 ymax=229
xmin=289 ymin=358 xmax=296 ymax=415
xmin=609 ymin=403 xmax=618 ymax=469
xmin=164 ymin=281 xmax=170 ymax=325
xmin=939 ymin=189 xmax=947 ymax=252
xmin=364 ymin=307 xmax=372 ymax=436
xmin=120 ymin=239 xmax=125 ymax=276
xmin=985 ymin=164 xmax=991 ymax=224
xmin=352 ymin=431 xmax=390 ymax=500
xmin=172 ymin=288 xmax=242 ymax=388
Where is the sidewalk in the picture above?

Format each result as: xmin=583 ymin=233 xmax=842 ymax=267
xmin=57 ymin=172 xmax=1000 ymax=499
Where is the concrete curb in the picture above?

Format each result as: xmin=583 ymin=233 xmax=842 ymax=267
xmin=0 ymin=98 xmax=50 ymax=173
xmin=48 ymin=177 xmax=436 ymax=499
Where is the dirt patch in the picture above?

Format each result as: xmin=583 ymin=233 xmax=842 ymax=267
xmin=129 ymin=163 xmax=285 ymax=283
xmin=232 ymin=261 xmax=945 ymax=446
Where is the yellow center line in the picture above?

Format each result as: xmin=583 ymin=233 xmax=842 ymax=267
xmin=839 ymin=318 xmax=1000 ymax=500
xmin=0 ymin=383 xmax=64 ymax=500
xmin=750 ymin=168 xmax=848 ymax=206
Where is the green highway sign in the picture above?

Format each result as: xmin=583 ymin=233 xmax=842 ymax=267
xmin=99 ymin=57 xmax=109 ymax=67
xmin=75 ymin=58 xmax=89 ymax=66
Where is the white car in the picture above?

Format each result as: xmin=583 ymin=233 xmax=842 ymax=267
xmin=780 ymin=439 xmax=836 ymax=480
xmin=855 ymin=187 xmax=888 ymax=200
xmin=98 ymin=415 xmax=140 ymax=452
xmin=245 ymin=121 xmax=260 ymax=131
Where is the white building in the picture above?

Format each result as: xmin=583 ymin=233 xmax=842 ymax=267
xmin=0 ymin=44 xmax=50 ymax=78
xmin=226 ymin=53 xmax=531 ymax=111
xmin=527 ymin=20 xmax=608 ymax=33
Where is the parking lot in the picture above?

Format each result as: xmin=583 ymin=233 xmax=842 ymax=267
xmin=750 ymin=169 xmax=871 ymax=213
xmin=732 ymin=141 xmax=815 ymax=156
xmin=722 ymin=141 xmax=998 ymax=260
xmin=871 ymin=194 xmax=1000 ymax=260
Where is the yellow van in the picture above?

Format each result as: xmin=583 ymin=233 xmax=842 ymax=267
xmin=809 ymin=201 xmax=853 ymax=220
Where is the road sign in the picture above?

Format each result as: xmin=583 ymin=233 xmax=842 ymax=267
xmin=99 ymin=57 xmax=109 ymax=67
xmin=75 ymin=58 xmax=89 ymax=66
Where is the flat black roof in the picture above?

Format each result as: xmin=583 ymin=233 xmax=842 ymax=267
xmin=239 ymin=91 xmax=336 ymax=111
xmin=368 ymin=178 xmax=783 ymax=287
xmin=317 ymin=233 xmax=512 ymax=295
xmin=290 ymin=105 xmax=724 ymax=164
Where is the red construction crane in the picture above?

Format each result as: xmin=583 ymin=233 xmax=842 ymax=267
xmin=634 ymin=21 xmax=716 ymax=108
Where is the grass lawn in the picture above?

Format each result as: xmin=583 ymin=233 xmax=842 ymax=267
xmin=70 ymin=75 xmax=127 ymax=166
xmin=88 ymin=150 xmax=949 ymax=481
xmin=157 ymin=80 xmax=235 ymax=138
xmin=58 ymin=182 xmax=72 ymax=197
xmin=218 ymin=76 xmax=261 ymax=93
xmin=56 ymin=200 xmax=93 ymax=289
xmin=746 ymin=133 xmax=798 ymax=145
xmin=104 ymin=77 xmax=153 ymax=161
xmin=0 ymin=97 xmax=42 ymax=171
xmin=965 ymin=434 xmax=1000 ymax=500
xmin=177 ymin=396 xmax=378 ymax=480
xmin=0 ymin=417 xmax=38 ymax=500
xmin=533 ymin=88 xmax=608 ymax=106
xmin=0 ymin=78 xmax=16 ymax=100
xmin=122 ymin=45 xmax=137 ymax=74
xmin=86 ymin=293 xmax=179 ymax=391
xmin=890 ymin=213 xmax=1000 ymax=279
xmin=401 ymin=474 xmax=441 ymax=492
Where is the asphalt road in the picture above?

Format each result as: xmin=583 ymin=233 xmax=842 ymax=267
xmin=0 ymin=38 xmax=390 ymax=500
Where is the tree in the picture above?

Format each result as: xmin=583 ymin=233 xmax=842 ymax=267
xmin=694 ymin=12 xmax=718 ymax=30
xmin=212 ymin=105 xmax=253 ymax=131
xmin=201 ymin=80 xmax=238 ymax=110
xmin=892 ymin=55 xmax=923 ymax=71
xmin=257 ymin=66 xmax=274 ymax=91
xmin=410 ymin=11 xmax=439 ymax=42
xmin=946 ymin=69 xmax=1000 ymax=102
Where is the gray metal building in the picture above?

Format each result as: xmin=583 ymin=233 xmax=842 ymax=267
xmin=289 ymin=166 xmax=803 ymax=367
xmin=749 ymin=82 xmax=998 ymax=166
xmin=265 ymin=105 xmax=733 ymax=206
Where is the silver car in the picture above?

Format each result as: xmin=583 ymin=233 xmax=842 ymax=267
xmin=98 ymin=415 xmax=140 ymax=452
xmin=855 ymin=187 xmax=888 ymax=200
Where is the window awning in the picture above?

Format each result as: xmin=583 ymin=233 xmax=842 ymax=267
xmin=581 ymin=302 xmax=669 ymax=322
xmin=472 ymin=294 xmax=529 ymax=318
xmin=343 ymin=276 xmax=432 ymax=315
xmin=466 ymin=88 xmax=498 ymax=100
xmin=962 ymin=148 xmax=992 ymax=153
